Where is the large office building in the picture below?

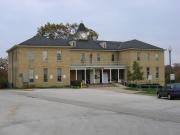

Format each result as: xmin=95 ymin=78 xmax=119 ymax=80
xmin=7 ymin=23 xmax=165 ymax=88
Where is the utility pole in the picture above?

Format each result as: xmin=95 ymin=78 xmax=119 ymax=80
xmin=168 ymin=46 xmax=172 ymax=83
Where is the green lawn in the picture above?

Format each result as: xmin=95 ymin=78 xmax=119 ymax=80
xmin=125 ymin=87 xmax=158 ymax=96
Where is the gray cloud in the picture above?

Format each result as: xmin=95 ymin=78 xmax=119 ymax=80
xmin=0 ymin=0 xmax=179 ymax=64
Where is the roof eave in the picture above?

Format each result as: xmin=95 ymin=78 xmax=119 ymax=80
xmin=6 ymin=45 xmax=19 ymax=53
xmin=17 ymin=44 xmax=72 ymax=48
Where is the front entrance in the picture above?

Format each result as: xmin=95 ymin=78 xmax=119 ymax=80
xmin=102 ymin=72 xmax=108 ymax=83
xmin=70 ymin=68 xmax=126 ymax=85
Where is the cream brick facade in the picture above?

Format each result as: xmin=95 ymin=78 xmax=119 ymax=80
xmin=8 ymin=45 xmax=165 ymax=88
xmin=119 ymin=49 xmax=164 ymax=85
xmin=8 ymin=23 xmax=165 ymax=88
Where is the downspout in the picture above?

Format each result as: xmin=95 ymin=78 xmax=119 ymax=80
xmin=11 ymin=51 xmax=14 ymax=88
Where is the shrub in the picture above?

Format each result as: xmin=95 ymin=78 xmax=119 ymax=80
xmin=71 ymin=80 xmax=82 ymax=88
xmin=127 ymin=83 xmax=162 ymax=89
xmin=138 ymin=84 xmax=162 ymax=89
xmin=128 ymin=83 xmax=137 ymax=88
xmin=0 ymin=77 xmax=8 ymax=89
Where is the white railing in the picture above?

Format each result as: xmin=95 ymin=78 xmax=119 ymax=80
xmin=71 ymin=60 xmax=122 ymax=66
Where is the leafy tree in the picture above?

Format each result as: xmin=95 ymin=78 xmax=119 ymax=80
xmin=165 ymin=65 xmax=171 ymax=83
xmin=127 ymin=66 xmax=132 ymax=81
xmin=165 ymin=63 xmax=180 ymax=83
xmin=36 ymin=22 xmax=98 ymax=40
xmin=174 ymin=63 xmax=180 ymax=82
xmin=127 ymin=61 xmax=143 ymax=83
xmin=0 ymin=57 xmax=8 ymax=88
xmin=87 ymin=29 xmax=99 ymax=40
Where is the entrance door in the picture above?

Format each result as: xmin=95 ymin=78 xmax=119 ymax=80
xmin=103 ymin=72 xmax=109 ymax=83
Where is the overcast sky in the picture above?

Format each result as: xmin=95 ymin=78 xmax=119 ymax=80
xmin=0 ymin=0 xmax=179 ymax=64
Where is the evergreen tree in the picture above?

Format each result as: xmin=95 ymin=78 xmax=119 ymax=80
xmin=127 ymin=61 xmax=144 ymax=83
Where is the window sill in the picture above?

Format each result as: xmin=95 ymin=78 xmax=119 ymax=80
xmin=57 ymin=81 xmax=63 ymax=83
xmin=57 ymin=60 xmax=62 ymax=63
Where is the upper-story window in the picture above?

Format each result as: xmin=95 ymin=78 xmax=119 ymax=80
xmin=97 ymin=53 xmax=100 ymax=61
xmin=112 ymin=54 xmax=115 ymax=61
xmin=137 ymin=52 xmax=141 ymax=61
xmin=90 ymin=53 xmax=93 ymax=64
xmin=155 ymin=53 xmax=160 ymax=61
xmin=42 ymin=51 xmax=48 ymax=61
xmin=27 ymin=51 xmax=34 ymax=61
xmin=57 ymin=50 xmax=62 ymax=61
xmin=147 ymin=52 xmax=150 ymax=61
xmin=80 ymin=53 xmax=85 ymax=63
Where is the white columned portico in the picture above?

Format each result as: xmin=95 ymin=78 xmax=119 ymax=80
xmin=75 ymin=69 xmax=77 ymax=80
xmin=84 ymin=68 xmax=86 ymax=84
xmin=118 ymin=69 xmax=120 ymax=83
xmin=110 ymin=68 xmax=112 ymax=83
xmin=101 ymin=68 xmax=104 ymax=84
xmin=93 ymin=69 xmax=96 ymax=84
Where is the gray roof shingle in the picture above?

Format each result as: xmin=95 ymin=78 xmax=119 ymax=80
xmin=19 ymin=36 xmax=69 ymax=46
xmin=19 ymin=36 xmax=163 ymax=50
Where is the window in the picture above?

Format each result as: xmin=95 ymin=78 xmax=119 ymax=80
xmin=90 ymin=53 xmax=93 ymax=64
xmin=155 ymin=53 xmax=159 ymax=61
xmin=42 ymin=51 xmax=48 ymax=61
xmin=57 ymin=50 xmax=62 ymax=61
xmin=27 ymin=51 xmax=34 ymax=61
xmin=97 ymin=53 xmax=100 ymax=61
xmin=29 ymin=69 xmax=34 ymax=82
xmin=147 ymin=52 xmax=150 ymax=61
xmin=137 ymin=52 xmax=141 ymax=61
xmin=112 ymin=54 xmax=115 ymax=61
xmin=43 ymin=68 xmax=48 ymax=82
xmin=80 ymin=53 xmax=85 ymax=62
xmin=155 ymin=67 xmax=159 ymax=79
xmin=57 ymin=68 xmax=62 ymax=82
xmin=146 ymin=67 xmax=150 ymax=79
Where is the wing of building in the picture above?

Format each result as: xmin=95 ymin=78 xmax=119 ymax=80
xmin=7 ymin=23 xmax=165 ymax=88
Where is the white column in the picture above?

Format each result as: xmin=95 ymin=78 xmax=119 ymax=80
xmin=84 ymin=69 xmax=86 ymax=84
xmin=75 ymin=69 xmax=77 ymax=80
xmin=118 ymin=69 xmax=120 ymax=83
xmin=110 ymin=69 xmax=112 ymax=83
xmin=101 ymin=68 xmax=104 ymax=84
xmin=93 ymin=69 xmax=96 ymax=84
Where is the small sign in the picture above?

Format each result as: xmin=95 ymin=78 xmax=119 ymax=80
xmin=170 ymin=74 xmax=175 ymax=81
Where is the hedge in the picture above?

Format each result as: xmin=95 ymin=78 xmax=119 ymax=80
xmin=71 ymin=80 xmax=82 ymax=88
xmin=0 ymin=77 xmax=8 ymax=89
xmin=128 ymin=83 xmax=162 ymax=89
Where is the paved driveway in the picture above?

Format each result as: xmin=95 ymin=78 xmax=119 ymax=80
xmin=0 ymin=88 xmax=180 ymax=135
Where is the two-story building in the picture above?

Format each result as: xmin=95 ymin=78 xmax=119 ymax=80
xmin=7 ymin=23 xmax=165 ymax=88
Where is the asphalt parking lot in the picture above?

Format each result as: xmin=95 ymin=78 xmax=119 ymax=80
xmin=0 ymin=88 xmax=180 ymax=135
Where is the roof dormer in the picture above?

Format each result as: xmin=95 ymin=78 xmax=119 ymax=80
xmin=69 ymin=40 xmax=76 ymax=47
xmin=99 ymin=42 xmax=107 ymax=49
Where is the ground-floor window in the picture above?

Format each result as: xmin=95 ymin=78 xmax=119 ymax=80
xmin=29 ymin=69 xmax=34 ymax=82
xmin=146 ymin=67 xmax=150 ymax=79
xmin=57 ymin=68 xmax=62 ymax=82
xmin=43 ymin=68 xmax=48 ymax=82
xmin=155 ymin=67 xmax=159 ymax=79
